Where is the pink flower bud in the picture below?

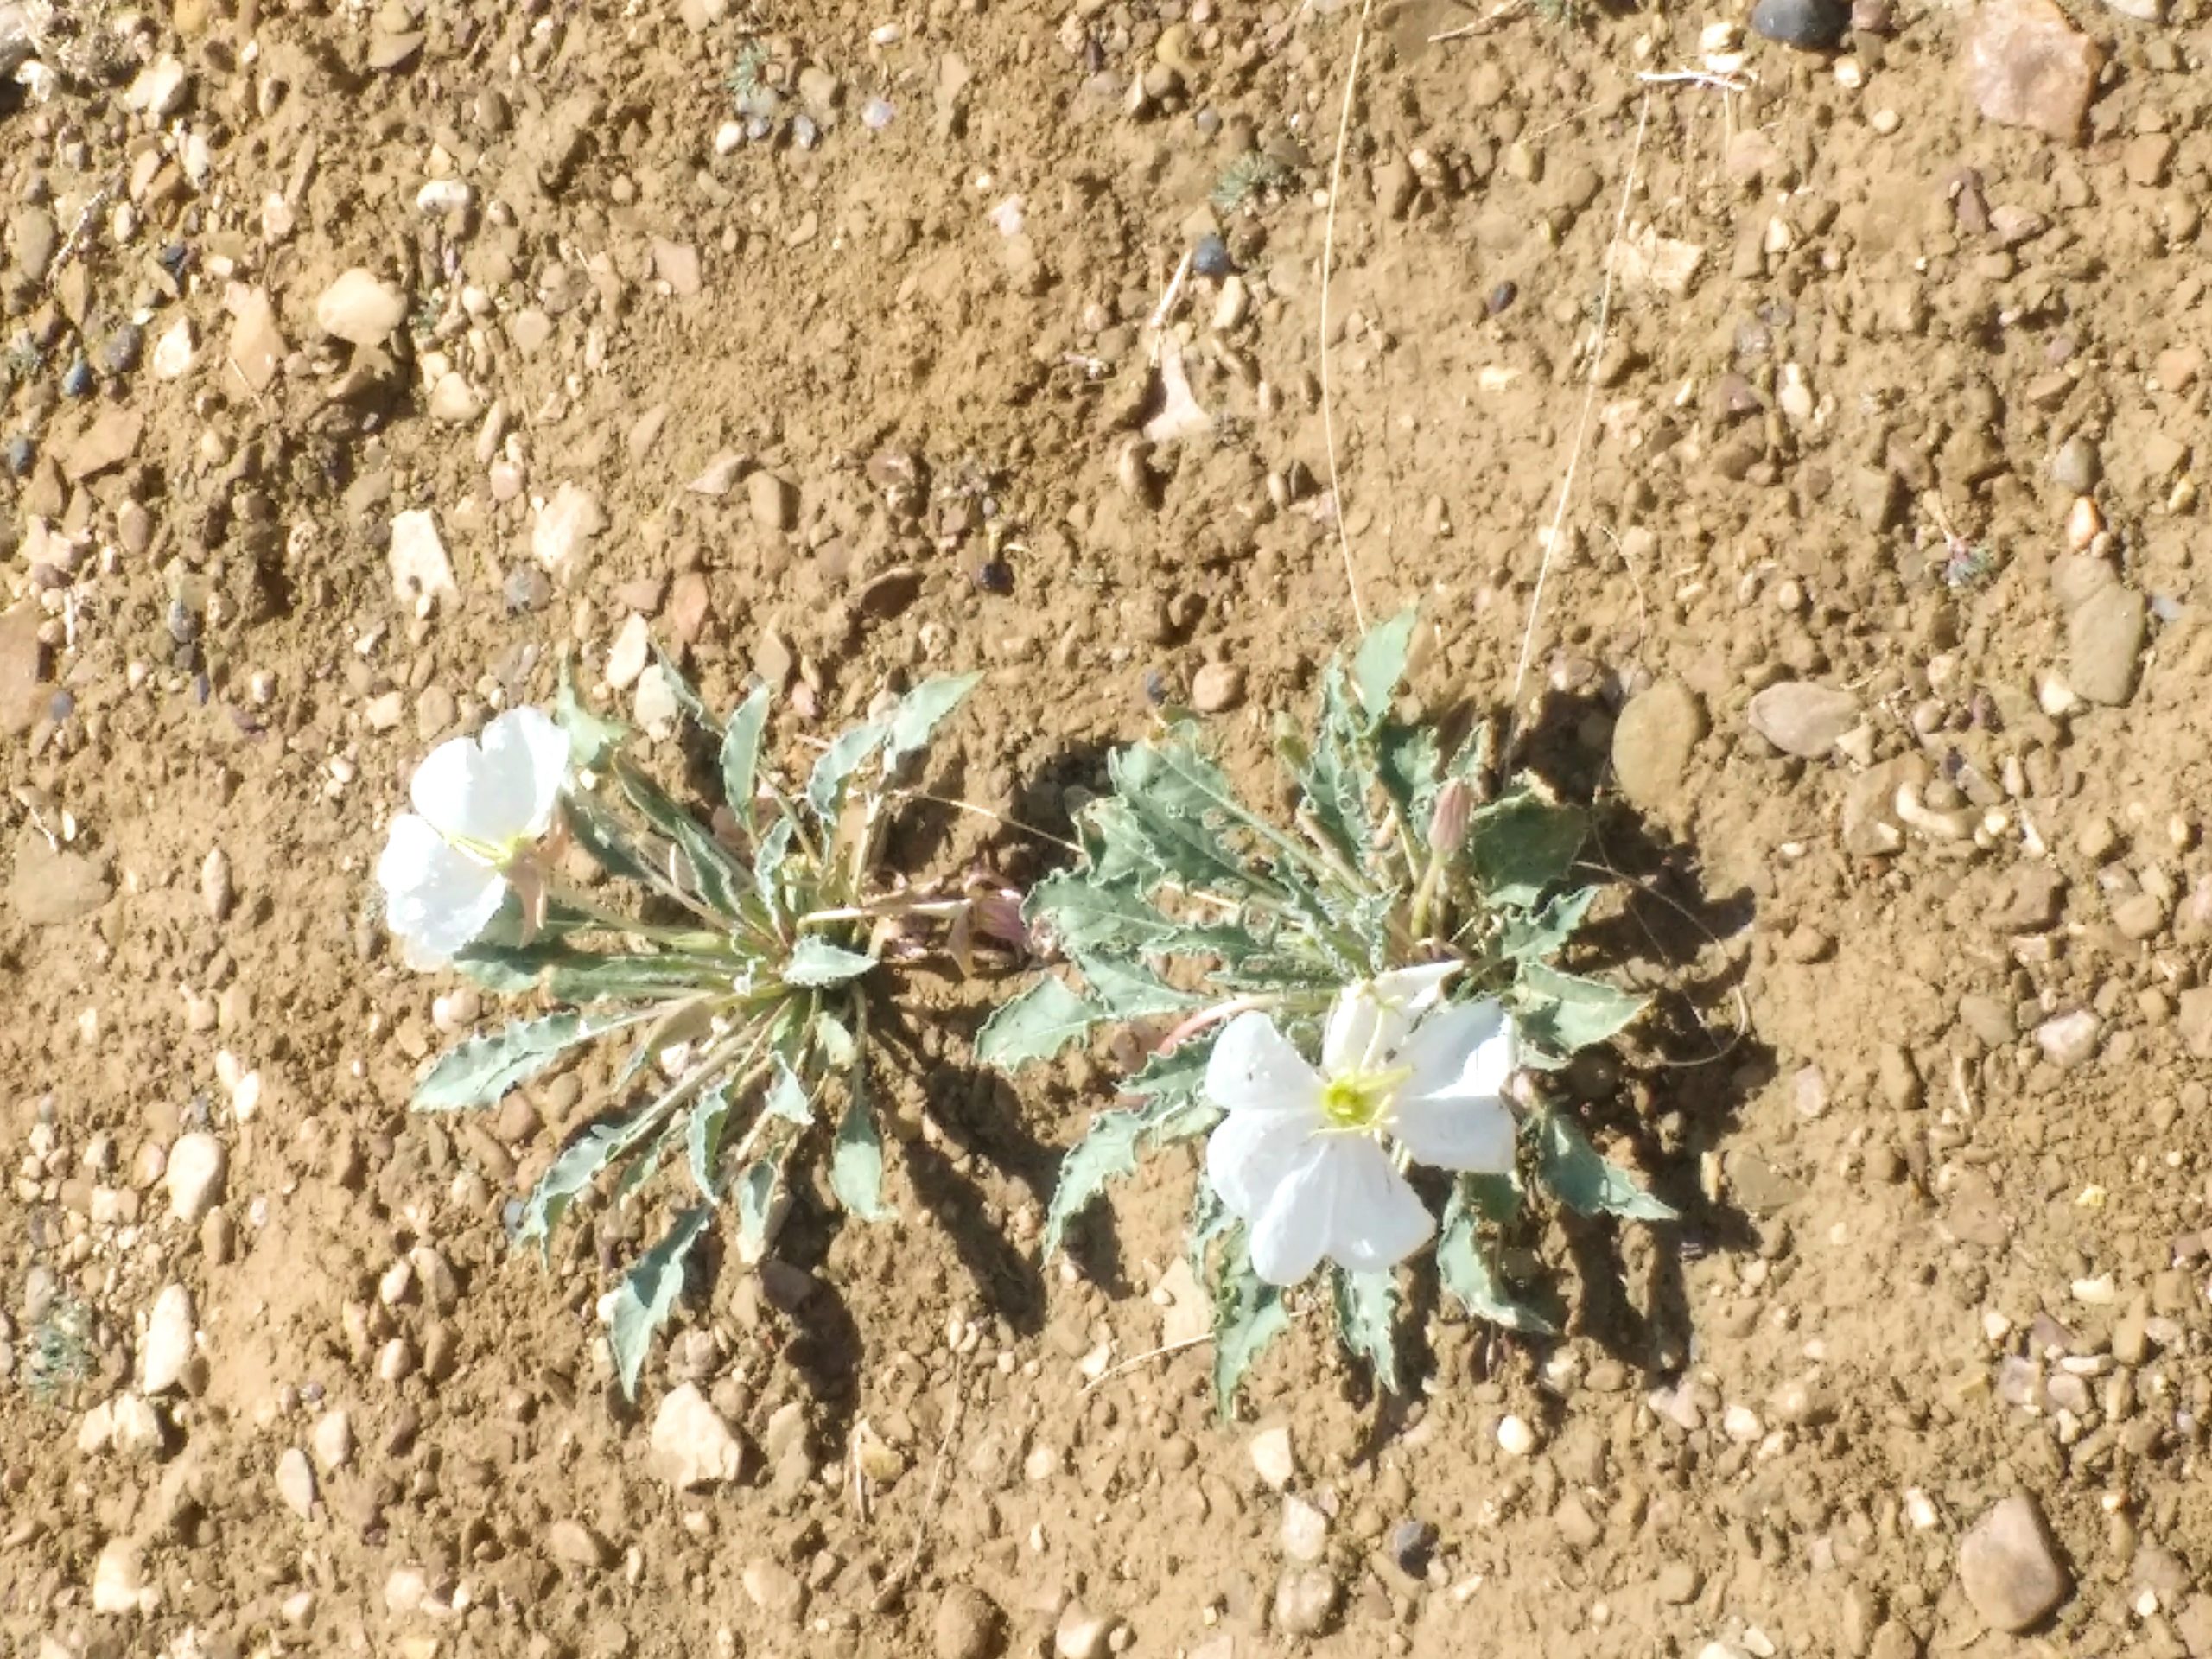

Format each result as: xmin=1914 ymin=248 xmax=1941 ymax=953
xmin=1427 ymin=779 xmax=1473 ymax=852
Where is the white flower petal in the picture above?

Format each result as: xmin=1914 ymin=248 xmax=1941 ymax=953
xmin=1248 ymin=1138 xmax=1435 ymax=1285
xmin=383 ymin=831 xmax=506 ymax=962
xmin=1248 ymin=1142 xmax=1337 ymax=1287
xmin=1319 ymin=1138 xmax=1436 ymax=1274
xmin=1393 ymin=1093 xmax=1516 ymax=1173
xmin=479 ymin=706 xmax=570 ymax=838
xmin=1205 ymin=1013 xmax=1323 ymax=1117
xmin=1397 ymin=998 xmax=1516 ymax=1104
xmin=1205 ymin=1106 xmax=1319 ymax=1222
xmin=1323 ymin=962 xmax=1459 ymax=1073
xmin=375 ymin=813 xmax=449 ymax=903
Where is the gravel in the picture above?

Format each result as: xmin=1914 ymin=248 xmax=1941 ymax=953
xmin=1957 ymin=1493 xmax=2069 ymax=1632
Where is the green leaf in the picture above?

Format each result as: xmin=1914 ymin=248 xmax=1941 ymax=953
xmin=1532 ymin=1109 xmax=1676 ymax=1223
xmin=650 ymin=645 xmax=717 ymax=734
xmin=1077 ymin=953 xmax=1202 ymax=1017
xmin=976 ymin=976 xmax=1106 ymax=1071
xmin=720 ymin=684 xmax=772 ymax=835
xmin=1469 ymin=788 xmax=1586 ymax=909
xmin=606 ymin=1203 xmax=713 ymax=1400
xmin=764 ymin=1059 xmax=813 ymax=1124
xmin=785 ymin=937 xmax=877 ymax=987
xmin=881 ymin=671 xmax=982 ymax=776
xmin=830 ymin=1094 xmax=892 ymax=1222
xmin=1351 ymin=607 xmax=1419 ymax=724
xmin=1332 ymin=1268 xmax=1399 ymax=1391
xmin=556 ymin=658 xmax=629 ymax=770
xmin=753 ymin=814 xmax=796 ymax=915
xmin=1041 ymin=1105 xmax=1148 ymax=1260
xmin=1039 ymin=1088 xmax=1214 ymax=1260
xmin=413 ymin=1010 xmax=648 ymax=1111
xmin=1186 ymin=1179 xmax=1234 ymax=1285
xmin=560 ymin=792 xmax=667 ymax=893
xmin=685 ymin=1080 xmax=733 ymax=1199
xmin=1211 ymin=1236 xmax=1291 ymax=1415
xmin=1515 ymin=960 xmax=1646 ymax=1058
xmin=1376 ymin=721 xmax=1441 ymax=833
xmin=517 ymin=1104 xmax=654 ymax=1251
xmin=1436 ymin=1176 xmax=1558 ymax=1335
xmin=1291 ymin=666 xmax=1371 ymax=870
xmin=805 ymin=719 xmax=888 ymax=826
xmin=613 ymin=757 xmax=754 ymax=925
xmin=544 ymin=952 xmax=735 ymax=1004
xmin=735 ymin=1154 xmax=784 ymax=1256
xmin=812 ymin=1008 xmax=856 ymax=1069
xmin=1102 ymin=734 xmax=1290 ymax=900
xmin=1497 ymin=887 xmax=1598 ymax=965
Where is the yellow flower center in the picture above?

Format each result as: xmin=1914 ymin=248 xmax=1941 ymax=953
xmin=448 ymin=830 xmax=531 ymax=870
xmin=1319 ymin=1067 xmax=1408 ymax=1132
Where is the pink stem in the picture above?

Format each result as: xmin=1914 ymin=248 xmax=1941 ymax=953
xmin=1156 ymin=995 xmax=1271 ymax=1057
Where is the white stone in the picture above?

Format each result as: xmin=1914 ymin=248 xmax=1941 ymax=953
xmin=92 ymin=1539 xmax=156 ymax=1615
xmin=1281 ymin=1495 xmax=1329 ymax=1562
xmin=648 ymin=1382 xmax=744 ymax=1490
xmin=124 ymin=54 xmax=189 ymax=118
xmin=111 ymin=1393 xmax=162 ymax=1457
xmin=78 ymin=1399 xmax=115 ymax=1454
xmin=1249 ymin=1424 xmax=1295 ymax=1491
xmin=1053 ymin=1600 xmax=1111 ymax=1659
xmin=1721 ymin=1405 xmax=1764 ymax=1443
xmin=1497 ymin=1414 xmax=1540 ymax=1457
xmin=150 ymin=318 xmax=194 ymax=380
xmin=312 ymin=1408 xmax=353 ymax=1472
xmin=315 ymin=267 xmax=408 ymax=347
xmin=140 ymin=1283 xmax=195 ymax=1395
xmin=427 ymin=371 xmax=480 ymax=423
xmin=531 ymin=481 xmax=607 ymax=575
xmin=633 ymin=664 xmax=682 ymax=737
xmin=389 ymin=509 xmax=459 ymax=612
xmin=276 ymin=1446 xmax=317 ymax=1518
xmin=2036 ymin=1010 xmax=2100 ymax=1070
xmin=164 ymin=1132 xmax=226 ymax=1224
xmin=605 ymin=613 xmax=652 ymax=690
xmin=416 ymin=180 xmax=473 ymax=216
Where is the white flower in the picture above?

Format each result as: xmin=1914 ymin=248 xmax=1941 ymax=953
xmin=376 ymin=706 xmax=569 ymax=966
xmin=1204 ymin=963 xmax=1519 ymax=1287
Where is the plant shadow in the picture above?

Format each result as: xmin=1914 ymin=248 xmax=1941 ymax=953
xmin=1499 ymin=686 xmax=1772 ymax=1389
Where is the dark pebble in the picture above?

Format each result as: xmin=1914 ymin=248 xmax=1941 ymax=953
xmin=100 ymin=325 xmax=143 ymax=376
xmin=1388 ymin=1518 xmax=1437 ymax=1576
xmin=3 ymin=435 xmax=32 ymax=477
xmin=1849 ymin=0 xmax=1894 ymax=31
xmin=1750 ymin=0 xmax=1849 ymax=49
xmin=503 ymin=563 xmax=552 ymax=613
xmin=1486 ymin=282 xmax=1517 ymax=316
xmin=166 ymin=598 xmax=200 ymax=645
xmin=1142 ymin=668 xmax=1172 ymax=706
xmin=157 ymin=243 xmax=192 ymax=278
xmin=61 ymin=357 xmax=94 ymax=397
xmin=1192 ymin=233 xmax=1232 ymax=278
xmin=975 ymin=557 xmax=1014 ymax=594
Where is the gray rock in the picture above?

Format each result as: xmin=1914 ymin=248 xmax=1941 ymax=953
xmin=1750 ymin=0 xmax=1850 ymax=48
xmin=1747 ymin=681 xmax=1859 ymax=759
xmin=1958 ymin=1493 xmax=2069 ymax=1632
xmin=933 ymin=1586 xmax=1007 ymax=1659
xmin=742 ymin=1558 xmax=807 ymax=1620
xmin=1611 ymin=679 xmax=1707 ymax=810
xmin=8 ymin=205 xmax=58 ymax=286
xmin=2067 ymin=583 xmax=2145 ymax=705
xmin=1273 ymin=1567 xmax=1341 ymax=1637
xmin=749 ymin=470 xmax=798 ymax=532
xmin=2051 ymin=435 xmax=2100 ymax=493
xmin=1281 ymin=1494 xmax=1329 ymax=1562
xmin=2035 ymin=1009 xmax=2100 ymax=1069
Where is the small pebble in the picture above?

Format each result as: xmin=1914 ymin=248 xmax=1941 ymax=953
xmin=1497 ymin=1414 xmax=1540 ymax=1456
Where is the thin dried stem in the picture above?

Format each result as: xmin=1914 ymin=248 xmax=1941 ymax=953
xmin=1503 ymin=91 xmax=1651 ymax=764
xmin=1080 ymin=1332 xmax=1214 ymax=1394
xmin=1319 ymin=0 xmax=1376 ymax=634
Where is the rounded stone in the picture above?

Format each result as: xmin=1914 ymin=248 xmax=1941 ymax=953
xmin=933 ymin=1586 xmax=1007 ymax=1659
xmin=1750 ymin=0 xmax=1850 ymax=48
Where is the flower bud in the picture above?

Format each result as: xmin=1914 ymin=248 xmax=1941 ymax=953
xmin=1427 ymin=779 xmax=1473 ymax=852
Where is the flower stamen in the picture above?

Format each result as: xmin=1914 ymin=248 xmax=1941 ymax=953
xmin=1319 ymin=1065 xmax=1411 ymax=1133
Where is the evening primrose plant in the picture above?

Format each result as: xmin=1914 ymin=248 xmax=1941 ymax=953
xmin=979 ymin=612 xmax=1675 ymax=1407
xmin=378 ymin=658 xmax=985 ymax=1398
